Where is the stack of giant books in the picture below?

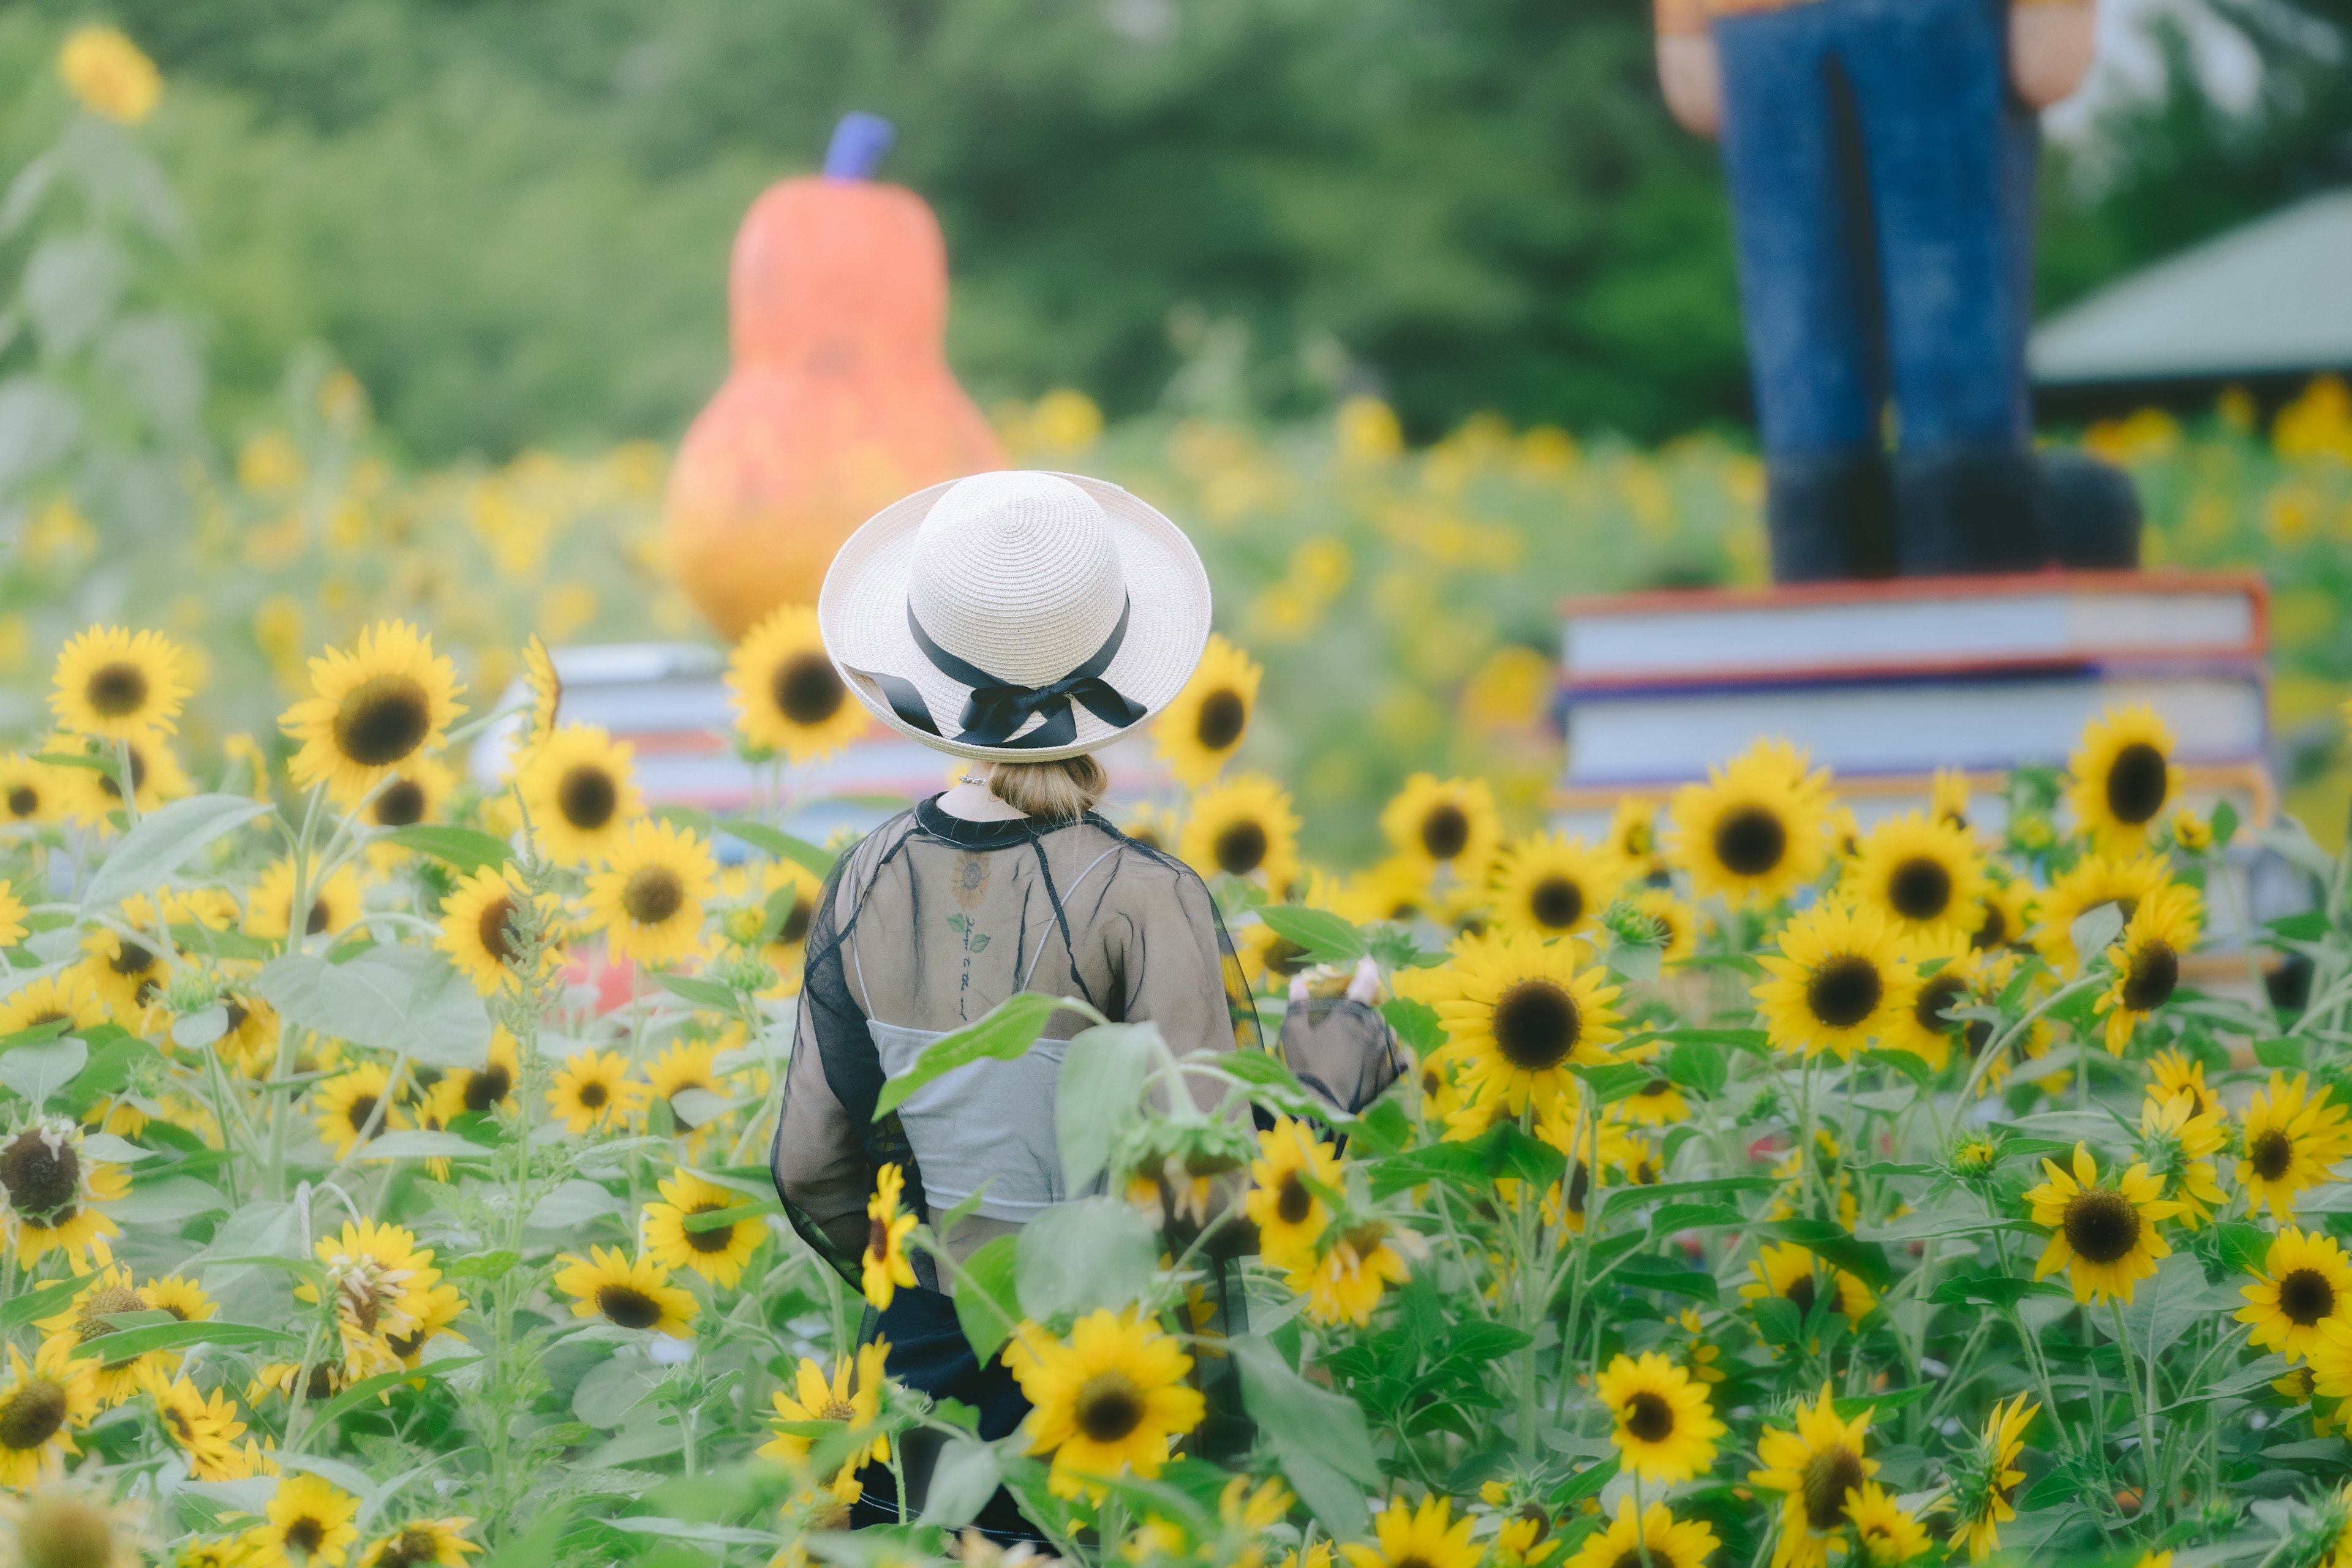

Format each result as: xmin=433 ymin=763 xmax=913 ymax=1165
xmin=1548 ymin=570 xmax=2273 ymax=840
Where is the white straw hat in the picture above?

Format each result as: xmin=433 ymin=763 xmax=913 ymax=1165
xmin=818 ymin=471 xmax=1212 ymax=762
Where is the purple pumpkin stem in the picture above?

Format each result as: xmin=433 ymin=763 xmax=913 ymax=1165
xmin=823 ymin=113 xmax=895 ymax=181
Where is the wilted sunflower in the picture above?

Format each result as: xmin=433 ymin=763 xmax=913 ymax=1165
xmin=0 ymin=1117 xmax=126 ymax=1270
xmin=2023 ymin=1142 xmax=2182 ymax=1303
xmin=1488 ymin=832 xmax=1626 ymax=939
xmin=312 ymin=1063 xmax=404 ymax=1159
xmin=244 ymin=859 xmax=364 ymax=943
xmin=357 ymin=1518 xmax=481 ymax=1568
xmin=50 ymin=625 xmax=189 ymax=741
xmin=728 ymin=603 xmax=866 ymax=763
xmin=1008 ymin=1308 xmax=1204 ymax=1496
xmin=519 ymin=633 xmax=562 ymax=758
xmin=436 ymin=865 xmax=562 ymax=997
xmin=1179 ymin=774 xmax=1302 ymax=891
xmin=1665 ymin=739 xmax=1833 ymax=906
xmin=1749 ymin=1382 xmax=1879 ymax=1568
xmin=1339 ymin=1495 xmax=1482 ymax=1568
xmin=280 ymin=620 xmax=466 ymax=805
xmin=546 ymin=1049 xmax=644 ymax=1134
xmin=245 ymin=1476 xmax=361 ymax=1568
xmin=1243 ymin=1116 xmax=1341 ymax=1270
xmin=2238 ymin=1072 xmax=2352 ymax=1219
xmin=1564 ymin=1498 xmax=1719 ymax=1568
xmin=1152 ymin=633 xmax=1261 ymax=786
xmin=552 ymin=1245 xmax=696 ymax=1338
xmin=1846 ymin=812 xmax=1985 ymax=938
xmin=300 ymin=1219 xmax=441 ymax=1379
xmin=2067 ymin=703 xmax=2174 ymax=855
xmin=1752 ymin=900 xmax=1908 ymax=1061
xmin=583 ymin=817 xmax=717 ymax=967
xmin=2030 ymin=851 xmax=2172 ymax=971
xmin=2239 ymin=1227 xmax=2352 ymax=1363
xmin=518 ymin=725 xmax=642 ymax=865
xmin=1740 ymin=1242 xmax=1875 ymax=1330
xmin=1847 ymin=1482 xmax=1931 ymax=1567
xmin=2094 ymin=881 xmax=2200 ymax=1054
xmin=863 ymin=1163 xmax=918 ymax=1310
xmin=1947 ymin=1394 xmax=2037 ymax=1561
xmin=149 ymin=1374 xmax=249 ymax=1482
xmin=641 ymin=1167 xmax=764 ymax=1287
xmin=1381 ymin=774 xmax=1502 ymax=881
xmin=1436 ymin=930 xmax=1623 ymax=1117
xmin=1286 ymin=1219 xmax=1411 ymax=1327
xmin=760 ymin=1338 xmax=893 ymax=1503
xmin=0 ymin=755 xmax=63 ymax=824
xmin=1595 ymin=1351 xmax=1724 ymax=1482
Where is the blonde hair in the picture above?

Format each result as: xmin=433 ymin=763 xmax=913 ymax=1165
xmin=984 ymin=755 xmax=1109 ymax=821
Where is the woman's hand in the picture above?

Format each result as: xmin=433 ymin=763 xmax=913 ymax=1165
xmin=2010 ymin=2 xmax=2098 ymax=107
xmin=1657 ymin=32 xmax=1724 ymax=137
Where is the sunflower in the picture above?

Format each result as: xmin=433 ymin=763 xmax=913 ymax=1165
xmin=1967 ymin=876 xmax=2032 ymax=954
xmin=359 ymin=1518 xmax=481 ymax=1568
xmin=1594 ymin=1351 xmax=1725 ymax=1482
xmin=2136 ymin=1090 xmax=2230 ymax=1229
xmin=518 ymin=725 xmax=642 ymax=866
xmin=546 ymin=1050 xmax=644 ymax=1134
xmin=1488 ymin=833 xmax=1626 ymax=940
xmin=387 ymin=1280 xmax=469 ymax=1370
xmin=1337 ymin=856 xmax=1434 ymax=926
xmin=300 ymin=1220 xmax=440 ymax=1379
xmin=1009 ymin=1308 xmax=1205 ymax=1496
xmin=0 ymin=1117 xmax=127 ymax=1270
xmin=1340 ymin=1496 xmax=1481 ymax=1568
xmin=2237 ymin=1227 xmax=2352 ymax=1363
xmin=1749 ymin=1381 xmax=1879 ymax=1568
xmin=280 ymin=621 xmax=466 ymax=806
xmin=1752 ymin=900 xmax=1909 ymax=1062
xmin=0 ymin=1335 xmax=98 ymax=1487
xmin=1244 ymin=1117 xmax=1341 ymax=1270
xmin=552 ymin=1245 xmax=697 ymax=1338
xmin=519 ymin=633 xmax=562 ymax=758
xmin=360 ymin=755 xmax=453 ymax=837
xmin=1615 ymin=1073 xmax=1688 ymax=1127
xmin=1564 ymin=1498 xmax=1719 ymax=1568
xmin=646 ymin=1041 xmax=728 ymax=1134
xmin=759 ymin=1338 xmax=893 ymax=1504
xmin=430 ymin=1028 xmax=519 ymax=1123
xmin=216 ymin=989 xmax=282 ymax=1075
xmin=1607 ymin=797 xmax=1667 ymax=880
xmin=2067 ymin=704 xmax=2175 ymax=855
xmin=67 ymin=927 xmax=167 ymax=1027
xmin=0 ymin=973 xmax=107 ymax=1044
xmin=0 ymin=755 xmax=64 ymax=824
xmin=1381 ymin=774 xmax=1502 ymax=882
xmin=243 ymin=1476 xmax=361 ymax=1568
xmin=1847 ymin=1482 xmax=1931 ymax=1566
xmin=2149 ymin=1047 xmax=2222 ymax=1120
xmin=582 ymin=817 xmax=717 ymax=967
xmin=2030 ymin=852 xmax=2173 ymax=971
xmin=435 ymin=866 xmax=562 ymax=997
xmin=1947 ymin=1394 xmax=2037 ymax=1561
xmin=642 ymin=1167 xmax=765 ymax=1287
xmin=1665 ymin=739 xmax=1833 ymax=907
xmin=2238 ymin=1072 xmax=2352 ymax=1219
xmin=312 ymin=1063 xmax=405 ymax=1160
xmin=51 ymin=731 xmax=189 ymax=824
xmin=1740 ymin=1242 xmax=1875 ymax=1329
xmin=1434 ymin=931 xmax=1623 ymax=1117
xmin=1152 ymin=633 xmax=1262 ymax=786
xmin=1874 ymin=928 xmax=1977 ymax=1071
xmin=1180 ymin=774 xmax=1302 ymax=891
xmin=50 ymin=625 xmax=189 ymax=741
xmin=1285 ymin=1220 xmax=1411 ymax=1327
xmin=2022 ymin=1142 xmax=2182 ymax=1303
xmin=863 ymin=1163 xmax=918 ymax=1311
xmin=1845 ymin=812 xmax=1985 ymax=938
xmin=1929 ymin=767 xmax=1972 ymax=831
xmin=1629 ymin=887 xmax=1698 ymax=965
xmin=728 ymin=603 xmax=866 ymax=763
xmin=245 ymin=859 xmax=364 ymax=943
xmin=2094 ymin=881 xmax=2201 ymax=1054
xmin=1119 ymin=802 xmax=1179 ymax=853
xmin=148 ymin=1374 xmax=249 ymax=1481
xmin=34 ymin=1265 xmax=181 ymax=1405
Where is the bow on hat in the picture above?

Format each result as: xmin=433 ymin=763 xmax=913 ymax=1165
xmin=857 ymin=597 xmax=1148 ymax=750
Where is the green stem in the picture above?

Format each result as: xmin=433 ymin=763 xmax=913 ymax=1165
xmin=2107 ymin=1298 xmax=2160 ymax=1523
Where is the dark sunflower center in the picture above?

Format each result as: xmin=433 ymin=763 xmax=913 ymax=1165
xmin=1801 ymin=1446 xmax=1865 ymax=1531
xmin=77 ymin=1285 xmax=145 ymax=1352
xmin=2280 ymin=1267 xmax=2336 ymax=1326
xmin=0 ymin=1133 xmax=79 ymax=1215
xmin=1914 ymin=972 xmax=1969 ymax=1035
xmin=377 ymin=1529 xmax=440 ymax=1568
xmin=780 ymin=897 xmax=813 ymax=946
xmin=97 ymin=745 xmax=148 ymax=800
xmin=1805 ymin=954 xmax=1882 ymax=1029
xmin=1076 ymin=1371 xmax=1145 ymax=1443
xmin=1213 ymin=820 xmax=1268 ymax=877
xmin=2121 ymin=940 xmax=2179 ymax=1012
xmin=333 ymin=675 xmax=433 ymax=767
xmin=1640 ymin=1077 xmax=1672 ymax=1098
xmin=108 ymin=941 xmax=154 ymax=978
xmin=1713 ymin=805 xmax=1786 ymax=877
xmin=1887 ymin=856 xmax=1953 ymax=921
xmin=774 ymin=654 xmax=846 ymax=726
xmin=576 ymin=1080 xmax=609 ymax=1110
xmin=306 ymin=897 xmax=331 ymax=935
xmin=1528 ymin=876 xmax=1583 ymax=931
xmin=1608 ymin=1553 xmax=1646 ymax=1568
xmin=557 ymin=765 xmax=617 ymax=832
xmin=465 ymin=1065 xmax=513 ymax=1113
xmin=5 ymin=786 xmax=36 ymax=818
xmin=286 ymin=1518 xmax=327 ymax=1555
xmin=2105 ymin=742 xmax=2169 ymax=825
xmin=684 ymin=1203 xmax=735 ymax=1254
xmin=1492 ymin=979 xmax=1580 ymax=1071
xmin=597 ymin=1284 xmax=662 ymax=1330
xmin=0 ymin=1379 xmax=67 ymax=1451
xmin=1276 ymin=1171 xmax=1313 ymax=1226
xmin=373 ymin=778 xmax=427 ymax=827
xmin=1419 ymin=804 xmax=1470 ymax=861
xmin=344 ymin=1095 xmax=381 ymax=1139
xmin=621 ymin=866 xmax=685 ymax=925
xmin=2250 ymin=1128 xmax=2295 ymax=1182
xmin=1972 ymin=902 xmax=2008 ymax=950
xmin=1566 ymin=1160 xmax=1589 ymax=1217
xmin=867 ymin=1215 xmax=891 ymax=1261
xmin=1783 ymin=1273 xmax=1818 ymax=1318
xmin=475 ymin=894 xmax=519 ymax=966
xmin=1623 ymin=1389 xmax=1676 ymax=1443
xmin=86 ymin=661 xmax=149 ymax=717
xmin=1196 ymin=690 xmax=1246 ymax=753
xmin=2063 ymin=1187 xmax=2141 ymax=1264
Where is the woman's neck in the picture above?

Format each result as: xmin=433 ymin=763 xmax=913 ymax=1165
xmin=934 ymin=779 xmax=1027 ymax=822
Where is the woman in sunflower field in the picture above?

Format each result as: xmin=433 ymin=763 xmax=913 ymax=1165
xmin=770 ymin=471 xmax=1403 ymax=1536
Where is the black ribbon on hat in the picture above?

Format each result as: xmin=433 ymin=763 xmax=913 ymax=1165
xmin=856 ymin=595 xmax=1147 ymax=750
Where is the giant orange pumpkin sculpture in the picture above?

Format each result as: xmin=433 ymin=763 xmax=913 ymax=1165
xmin=667 ymin=114 xmax=1005 ymax=639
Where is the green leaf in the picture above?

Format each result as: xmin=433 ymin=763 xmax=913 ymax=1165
xmin=681 ymin=1200 xmax=781 ymax=1232
xmin=873 ymin=992 xmax=1079 ymax=1120
xmin=1832 ymin=1384 xmax=1931 ymax=1420
xmin=257 ymin=947 xmax=492 ymax=1069
xmin=655 ymin=973 xmax=741 ymax=1012
xmin=2210 ymin=798 xmax=2239 ymax=850
xmin=1551 ymin=1456 xmax=1618 ymax=1510
xmin=1253 ymin=905 xmax=1368 ymax=966
xmin=918 ymin=1436 xmax=1004 ymax=1529
xmin=1233 ymin=1340 xmax=1379 ymax=1537
xmin=1570 ymin=1062 xmax=1652 ymax=1103
xmin=952 ymin=1235 xmax=1020 ymax=1363
xmin=1618 ymin=1027 xmax=1768 ymax=1055
xmin=1861 ymin=1048 xmax=1932 ymax=1089
xmin=1381 ymin=997 xmax=1444 ymax=1054
xmin=360 ymin=1131 xmax=487 ymax=1160
xmin=85 ymin=1320 xmax=298 ymax=1359
xmin=718 ymin=818 xmax=836 ymax=878
xmin=2268 ymin=911 xmax=2329 ymax=943
xmin=379 ymin=824 xmax=513 ymax=874
xmin=1057 ymin=1023 xmax=1158 ymax=1192
xmin=1 ymin=1278 xmax=77 ymax=1329
xmin=0 ymin=1038 xmax=85 ymax=1107
xmin=308 ymin=1355 xmax=481 ymax=1428
xmin=1609 ymin=1253 xmax=1718 ymax=1303
xmin=81 ymin=793 xmax=275 ymax=911
xmin=1014 ymin=1198 xmax=1158 ymax=1321
xmin=2254 ymin=1036 xmax=2307 ymax=1070
xmin=1663 ymin=1039 xmax=1727 ymax=1096
xmin=1754 ymin=1218 xmax=1893 ymax=1291
xmin=2206 ymin=1221 xmax=2270 ymax=1278
xmin=445 ymin=1250 xmax=519 ymax=1281
xmin=1751 ymin=1297 xmax=1803 ymax=1348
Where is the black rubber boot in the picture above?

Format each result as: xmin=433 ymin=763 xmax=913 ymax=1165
xmin=1766 ymin=450 xmax=1896 ymax=582
xmin=2034 ymin=449 xmax=2141 ymax=568
xmin=1893 ymin=447 xmax=2040 ymax=577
